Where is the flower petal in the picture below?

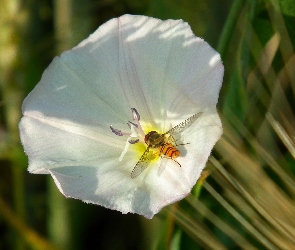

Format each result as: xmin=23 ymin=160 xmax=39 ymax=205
xmin=19 ymin=116 xmax=123 ymax=173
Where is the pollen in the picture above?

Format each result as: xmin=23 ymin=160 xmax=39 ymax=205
xmin=130 ymin=140 xmax=160 ymax=164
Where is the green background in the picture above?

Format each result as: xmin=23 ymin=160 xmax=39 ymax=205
xmin=1 ymin=0 xmax=295 ymax=249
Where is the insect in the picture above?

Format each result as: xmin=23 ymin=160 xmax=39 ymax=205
xmin=131 ymin=112 xmax=202 ymax=178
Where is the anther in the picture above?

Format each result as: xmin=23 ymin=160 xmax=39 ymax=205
xmin=127 ymin=121 xmax=138 ymax=128
xmin=131 ymin=108 xmax=140 ymax=121
xmin=110 ymin=126 xmax=123 ymax=136
xmin=129 ymin=139 xmax=139 ymax=144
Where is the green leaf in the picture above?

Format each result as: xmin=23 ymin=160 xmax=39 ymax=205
xmin=279 ymin=0 xmax=295 ymax=16
xmin=170 ymin=229 xmax=182 ymax=250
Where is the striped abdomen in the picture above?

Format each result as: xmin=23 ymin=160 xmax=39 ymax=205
xmin=160 ymin=143 xmax=180 ymax=159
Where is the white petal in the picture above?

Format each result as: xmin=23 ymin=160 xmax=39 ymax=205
xmin=19 ymin=116 xmax=123 ymax=173
xmin=178 ymin=109 xmax=222 ymax=186
xmin=53 ymin=14 xmax=223 ymax=129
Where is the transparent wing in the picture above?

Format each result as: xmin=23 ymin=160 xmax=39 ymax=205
xmin=131 ymin=147 xmax=152 ymax=178
xmin=166 ymin=134 xmax=177 ymax=145
xmin=157 ymin=156 xmax=168 ymax=176
xmin=165 ymin=112 xmax=202 ymax=135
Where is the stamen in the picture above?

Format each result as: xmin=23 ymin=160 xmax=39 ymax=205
xmin=112 ymin=109 xmax=146 ymax=161
xmin=131 ymin=108 xmax=145 ymax=138
xmin=119 ymin=141 xmax=130 ymax=161
xmin=131 ymin=108 xmax=140 ymax=121
xmin=110 ymin=126 xmax=131 ymax=136
xmin=127 ymin=121 xmax=138 ymax=128
xmin=129 ymin=139 xmax=139 ymax=144
xmin=119 ymin=124 xmax=138 ymax=161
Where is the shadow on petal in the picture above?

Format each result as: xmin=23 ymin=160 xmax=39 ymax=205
xmin=131 ymin=186 xmax=153 ymax=219
xmin=49 ymin=166 xmax=100 ymax=203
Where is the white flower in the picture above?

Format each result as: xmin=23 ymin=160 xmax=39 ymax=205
xmin=19 ymin=14 xmax=223 ymax=219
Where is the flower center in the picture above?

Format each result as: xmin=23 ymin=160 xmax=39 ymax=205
xmin=110 ymin=108 xmax=148 ymax=161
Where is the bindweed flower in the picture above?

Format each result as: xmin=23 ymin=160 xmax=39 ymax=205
xmin=19 ymin=14 xmax=223 ymax=219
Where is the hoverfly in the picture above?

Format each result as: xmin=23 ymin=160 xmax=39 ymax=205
xmin=131 ymin=112 xmax=202 ymax=178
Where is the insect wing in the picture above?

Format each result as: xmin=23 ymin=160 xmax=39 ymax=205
xmin=166 ymin=134 xmax=177 ymax=145
xmin=157 ymin=156 xmax=170 ymax=176
xmin=165 ymin=112 xmax=202 ymax=135
xmin=131 ymin=147 xmax=152 ymax=178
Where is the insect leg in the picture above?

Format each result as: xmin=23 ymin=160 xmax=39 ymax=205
xmin=167 ymin=134 xmax=189 ymax=147
xmin=161 ymin=155 xmax=182 ymax=167
xmin=172 ymin=158 xmax=181 ymax=167
xmin=175 ymin=142 xmax=190 ymax=146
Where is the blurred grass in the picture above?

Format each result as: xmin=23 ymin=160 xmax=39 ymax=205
xmin=1 ymin=0 xmax=295 ymax=249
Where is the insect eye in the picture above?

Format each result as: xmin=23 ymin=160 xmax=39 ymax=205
xmin=144 ymin=131 xmax=156 ymax=142
xmin=144 ymin=134 xmax=150 ymax=142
